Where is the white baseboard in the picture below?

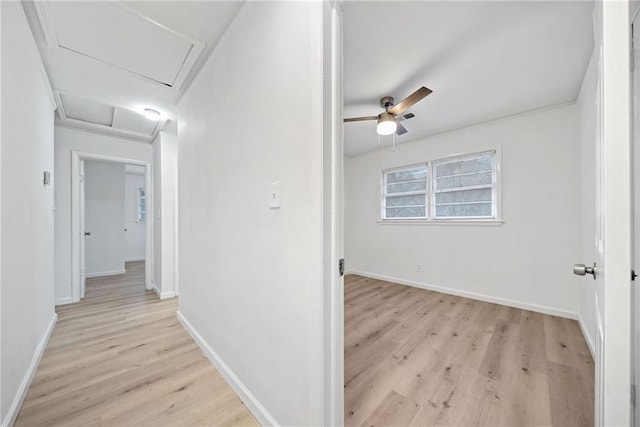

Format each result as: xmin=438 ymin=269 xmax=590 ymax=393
xmin=152 ymin=285 xmax=175 ymax=300
xmin=85 ymin=269 xmax=126 ymax=279
xmin=177 ymin=311 xmax=279 ymax=426
xmin=2 ymin=313 xmax=57 ymax=427
xmin=347 ymin=270 xmax=578 ymax=320
xmin=125 ymin=257 xmax=145 ymax=262
xmin=55 ymin=297 xmax=73 ymax=306
xmin=577 ymin=313 xmax=596 ymax=359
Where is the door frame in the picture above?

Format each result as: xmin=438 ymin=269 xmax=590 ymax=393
xmin=71 ymin=151 xmax=153 ymax=302
xmin=597 ymin=0 xmax=633 ymax=424
xmin=633 ymin=3 xmax=640 ymax=423
xmin=323 ymin=1 xmax=344 ymax=425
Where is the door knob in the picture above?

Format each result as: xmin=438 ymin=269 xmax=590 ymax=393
xmin=573 ymin=262 xmax=597 ymax=279
xmin=84 ymin=232 xmax=91 ymax=236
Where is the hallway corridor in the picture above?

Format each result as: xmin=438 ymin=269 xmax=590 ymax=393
xmin=15 ymin=262 xmax=258 ymax=426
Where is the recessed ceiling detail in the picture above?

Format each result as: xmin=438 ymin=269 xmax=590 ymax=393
xmin=57 ymin=92 xmax=165 ymax=142
xmin=33 ymin=1 xmax=205 ymax=90
xmin=60 ymin=93 xmax=114 ymax=126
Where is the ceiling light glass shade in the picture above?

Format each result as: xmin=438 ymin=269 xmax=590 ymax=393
xmin=143 ymin=108 xmax=161 ymax=121
xmin=376 ymin=112 xmax=397 ymax=135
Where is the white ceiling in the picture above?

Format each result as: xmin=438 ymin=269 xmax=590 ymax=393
xmin=22 ymin=0 xmax=244 ymax=141
xmin=343 ymin=1 xmax=595 ymax=156
xmin=20 ymin=1 xmax=594 ymax=148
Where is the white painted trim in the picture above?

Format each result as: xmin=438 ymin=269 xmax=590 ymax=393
xmin=578 ymin=313 xmax=596 ymax=359
xmin=346 ymin=270 xmax=578 ymax=320
xmin=377 ymin=219 xmax=504 ymax=226
xmin=125 ymin=257 xmax=145 ymax=262
xmin=28 ymin=2 xmax=57 ymax=110
xmin=85 ymin=269 xmax=126 ymax=279
xmin=177 ymin=311 xmax=280 ymax=426
xmin=71 ymin=151 xmax=154 ymax=304
xmin=55 ymin=297 xmax=74 ymax=306
xmin=323 ymin=3 xmax=344 ymax=425
xmin=1 ymin=313 xmax=57 ymax=427
xmin=152 ymin=285 xmax=175 ymax=300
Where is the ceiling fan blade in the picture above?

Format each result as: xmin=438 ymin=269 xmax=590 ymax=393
xmin=396 ymin=122 xmax=408 ymax=135
xmin=397 ymin=112 xmax=415 ymax=122
xmin=344 ymin=115 xmax=378 ymax=123
xmin=389 ymin=87 xmax=432 ymax=116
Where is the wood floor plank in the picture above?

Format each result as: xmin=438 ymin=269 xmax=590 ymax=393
xmin=15 ymin=261 xmax=258 ymax=426
xmin=345 ymin=274 xmax=594 ymax=427
xmin=361 ymin=390 xmax=421 ymax=427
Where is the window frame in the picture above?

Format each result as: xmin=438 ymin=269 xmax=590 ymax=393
xmin=431 ymin=150 xmax=497 ymax=220
xmin=380 ymin=148 xmax=502 ymax=224
xmin=136 ymin=185 xmax=147 ymax=223
xmin=381 ymin=162 xmax=429 ymax=220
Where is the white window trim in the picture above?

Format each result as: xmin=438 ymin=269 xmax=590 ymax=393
xmin=379 ymin=147 xmax=503 ymax=224
xmin=380 ymin=162 xmax=428 ymax=220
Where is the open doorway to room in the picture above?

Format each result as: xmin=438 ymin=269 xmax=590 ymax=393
xmin=341 ymin=1 xmax=599 ymax=425
xmin=71 ymin=152 xmax=153 ymax=303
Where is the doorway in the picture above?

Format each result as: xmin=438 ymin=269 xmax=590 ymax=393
xmin=71 ymin=151 xmax=153 ymax=302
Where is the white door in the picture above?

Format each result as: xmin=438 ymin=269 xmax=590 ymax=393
xmin=80 ymin=159 xmax=86 ymax=299
xmin=582 ymin=2 xmax=633 ymax=425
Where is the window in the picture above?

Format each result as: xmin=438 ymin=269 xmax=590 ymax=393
xmin=433 ymin=152 xmax=496 ymax=219
xmin=382 ymin=164 xmax=428 ymax=219
xmin=382 ymin=150 xmax=498 ymax=221
xmin=136 ymin=186 xmax=147 ymax=223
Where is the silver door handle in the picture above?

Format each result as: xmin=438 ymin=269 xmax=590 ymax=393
xmin=573 ymin=263 xmax=597 ymax=279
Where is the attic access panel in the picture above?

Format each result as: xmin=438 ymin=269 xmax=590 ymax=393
xmin=36 ymin=2 xmax=204 ymax=89
xmin=60 ymin=93 xmax=114 ymax=126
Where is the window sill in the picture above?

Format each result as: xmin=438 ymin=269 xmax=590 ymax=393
xmin=377 ymin=219 xmax=504 ymax=226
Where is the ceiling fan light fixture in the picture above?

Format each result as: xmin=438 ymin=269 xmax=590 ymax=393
xmin=143 ymin=108 xmax=161 ymax=121
xmin=376 ymin=112 xmax=397 ymax=135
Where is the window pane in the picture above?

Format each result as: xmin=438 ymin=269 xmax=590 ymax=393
xmin=387 ymin=180 xmax=427 ymax=194
xmin=435 ymin=188 xmax=492 ymax=204
xmin=435 ymin=157 xmax=492 ymax=177
xmin=436 ymin=171 xmax=492 ymax=190
xmin=386 ymin=166 xmax=427 ymax=183
xmin=435 ymin=202 xmax=492 ymax=217
xmin=386 ymin=194 xmax=426 ymax=207
xmin=386 ymin=206 xmax=426 ymax=218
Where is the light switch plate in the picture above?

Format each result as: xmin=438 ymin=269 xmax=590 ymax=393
xmin=270 ymin=181 xmax=280 ymax=209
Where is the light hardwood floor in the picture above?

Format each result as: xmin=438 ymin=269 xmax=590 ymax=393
xmin=16 ymin=261 xmax=258 ymax=426
xmin=344 ymin=275 xmax=594 ymax=427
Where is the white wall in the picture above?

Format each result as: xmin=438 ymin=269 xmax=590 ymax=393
xmin=54 ymin=126 xmax=152 ymax=304
xmin=84 ymin=161 xmax=125 ymax=277
xmin=577 ymin=51 xmax=597 ymax=351
xmin=345 ymin=104 xmax=582 ymax=318
xmin=124 ymin=171 xmax=146 ymax=261
xmin=152 ymin=132 xmax=177 ymax=298
xmin=177 ymin=2 xmax=327 ymax=425
xmin=1 ymin=2 xmax=56 ymax=424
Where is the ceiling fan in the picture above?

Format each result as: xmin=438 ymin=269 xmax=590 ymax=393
xmin=344 ymin=86 xmax=433 ymax=136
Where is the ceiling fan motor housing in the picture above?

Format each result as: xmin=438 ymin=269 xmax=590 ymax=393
xmin=380 ymin=96 xmax=394 ymax=110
